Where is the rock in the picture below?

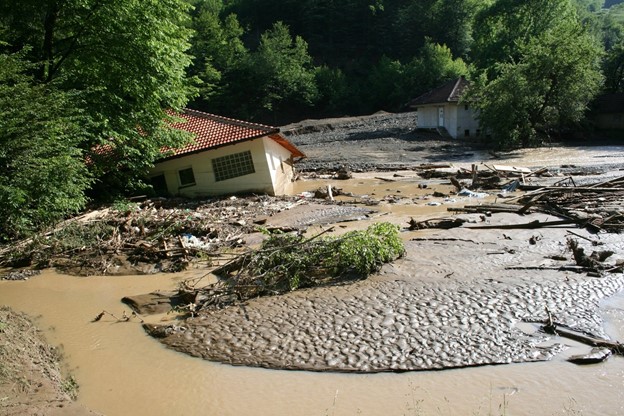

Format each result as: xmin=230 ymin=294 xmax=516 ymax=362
xmin=122 ymin=291 xmax=195 ymax=315
xmin=334 ymin=166 xmax=353 ymax=180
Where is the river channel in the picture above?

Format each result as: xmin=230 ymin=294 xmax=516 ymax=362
xmin=2 ymin=271 xmax=624 ymax=415
xmin=1 ymin=145 xmax=624 ymax=415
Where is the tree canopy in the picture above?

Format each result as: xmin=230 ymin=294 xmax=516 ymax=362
xmin=0 ymin=0 xmax=197 ymax=239
xmin=468 ymin=0 xmax=604 ymax=147
xmin=0 ymin=50 xmax=91 ymax=240
xmin=0 ymin=0 xmax=197 ymax=195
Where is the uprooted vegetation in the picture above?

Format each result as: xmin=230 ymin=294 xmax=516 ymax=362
xmin=0 ymin=196 xmax=302 ymax=276
xmin=173 ymin=222 xmax=405 ymax=313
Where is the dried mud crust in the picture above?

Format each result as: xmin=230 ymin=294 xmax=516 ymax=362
xmin=0 ymin=307 xmax=97 ymax=415
xmin=148 ymin=219 xmax=624 ymax=372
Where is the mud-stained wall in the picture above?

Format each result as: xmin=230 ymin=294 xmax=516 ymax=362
xmin=150 ymin=139 xmax=276 ymax=197
xmin=261 ymin=136 xmax=297 ymax=195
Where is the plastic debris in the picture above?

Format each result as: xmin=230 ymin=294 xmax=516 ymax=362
xmin=458 ymin=188 xmax=489 ymax=198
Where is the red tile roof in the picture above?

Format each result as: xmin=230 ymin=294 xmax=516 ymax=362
xmin=408 ymin=77 xmax=469 ymax=107
xmin=163 ymin=109 xmax=305 ymax=160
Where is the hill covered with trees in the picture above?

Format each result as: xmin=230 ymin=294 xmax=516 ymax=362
xmin=0 ymin=0 xmax=623 ymax=239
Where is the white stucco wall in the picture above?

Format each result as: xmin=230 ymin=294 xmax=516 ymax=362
xmin=261 ymin=136 xmax=298 ymax=195
xmin=445 ymin=104 xmax=458 ymax=137
xmin=149 ymin=138 xmax=282 ymax=197
xmin=455 ymin=105 xmax=481 ymax=139
xmin=417 ymin=104 xmax=480 ymax=139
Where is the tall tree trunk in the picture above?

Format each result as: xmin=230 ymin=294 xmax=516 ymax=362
xmin=42 ymin=1 xmax=59 ymax=83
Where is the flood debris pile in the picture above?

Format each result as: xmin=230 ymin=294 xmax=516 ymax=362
xmin=170 ymin=222 xmax=405 ymax=313
xmin=0 ymin=196 xmax=307 ymax=276
xmin=415 ymin=163 xmax=549 ymax=191
xmin=517 ymin=175 xmax=624 ymax=233
xmin=445 ymin=176 xmax=624 ymax=234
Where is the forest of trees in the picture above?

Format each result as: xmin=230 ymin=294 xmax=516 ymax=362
xmin=1 ymin=0 xmax=623 ymax=239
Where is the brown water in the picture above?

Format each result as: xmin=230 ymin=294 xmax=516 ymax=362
xmin=2 ymin=145 xmax=624 ymax=416
xmin=2 ymin=271 xmax=624 ymax=415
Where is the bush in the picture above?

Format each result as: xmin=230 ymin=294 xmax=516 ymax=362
xmin=247 ymin=222 xmax=405 ymax=292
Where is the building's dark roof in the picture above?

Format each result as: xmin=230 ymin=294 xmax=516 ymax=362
xmin=162 ymin=109 xmax=305 ymax=160
xmin=408 ymin=77 xmax=469 ymax=107
xmin=592 ymin=93 xmax=624 ymax=114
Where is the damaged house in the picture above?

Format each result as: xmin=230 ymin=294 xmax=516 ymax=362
xmin=149 ymin=109 xmax=305 ymax=197
xmin=408 ymin=76 xmax=480 ymax=139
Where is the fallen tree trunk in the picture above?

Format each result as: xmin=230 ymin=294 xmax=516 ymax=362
xmin=543 ymin=324 xmax=624 ymax=355
xmin=465 ymin=219 xmax=578 ymax=230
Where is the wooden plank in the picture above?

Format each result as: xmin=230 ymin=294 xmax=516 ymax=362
xmin=492 ymin=165 xmax=532 ymax=174
xmin=465 ymin=219 xmax=578 ymax=229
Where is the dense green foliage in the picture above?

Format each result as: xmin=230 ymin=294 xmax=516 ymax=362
xmin=249 ymin=222 xmax=405 ymax=292
xmin=188 ymin=0 xmax=477 ymax=118
xmin=187 ymin=0 xmax=620 ymax=128
xmin=0 ymin=0 xmax=197 ymax=196
xmin=0 ymin=0 xmax=197 ymax=239
xmin=0 ymin=51 xmax=91 ymax=240
xmin=468 ymin=0 xmax=604 ymax=147
xmin=599 ymin=4 xmax=624 ymax=92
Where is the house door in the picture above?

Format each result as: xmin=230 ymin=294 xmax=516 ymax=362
xmin=438 ymin=107 xmax=444 ymax=127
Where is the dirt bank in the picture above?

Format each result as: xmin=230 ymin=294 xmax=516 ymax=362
xmin=0 ymin=306 xmax=97 ymax=415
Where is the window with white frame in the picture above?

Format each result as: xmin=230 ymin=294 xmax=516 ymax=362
xmin=212 ymin=150 xmax=255 ymax=182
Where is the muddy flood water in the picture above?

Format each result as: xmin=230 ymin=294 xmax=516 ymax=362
xmin=2 ymin=145 xmax=624 ymax=416
xmin=3 ymin=271 xmax=624 ymax=416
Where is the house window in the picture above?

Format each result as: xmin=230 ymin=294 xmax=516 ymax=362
xmin=212 ymin=150 xmax=255 ymax=182
xmin=476 ymin=129 xmax=482 ymax=137
xmin=178 ymin=167 xmax=196 ymax=187
xmin=150 ymin=174 xmax=168 ymax=195
xmin=464 ymin=104 xmax=469 ymax=110
xmin=464 ymin=129 xmax=470 ymax=137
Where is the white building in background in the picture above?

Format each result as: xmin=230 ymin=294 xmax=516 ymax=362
xmin=408 ymin=77 xmax=480 ymax=139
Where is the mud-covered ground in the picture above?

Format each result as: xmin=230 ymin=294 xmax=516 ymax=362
xmin=151 ymin=214 xmax=624 ymax=372
xmin=283 ymin=111 xmax=477 ymax=172
xmin=143 ymin=114 xmax=624 ymax=372
xmin=2 ymin=112 xmax=623 ymax=413
xmin=0 ymin=307 xmax=97 ymax=415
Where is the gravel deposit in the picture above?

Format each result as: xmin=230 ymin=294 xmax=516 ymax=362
xmin=283 ymin=111 xmax=624 ymax=176
xmin=283 ymin=111 xmax=477 ymax=172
